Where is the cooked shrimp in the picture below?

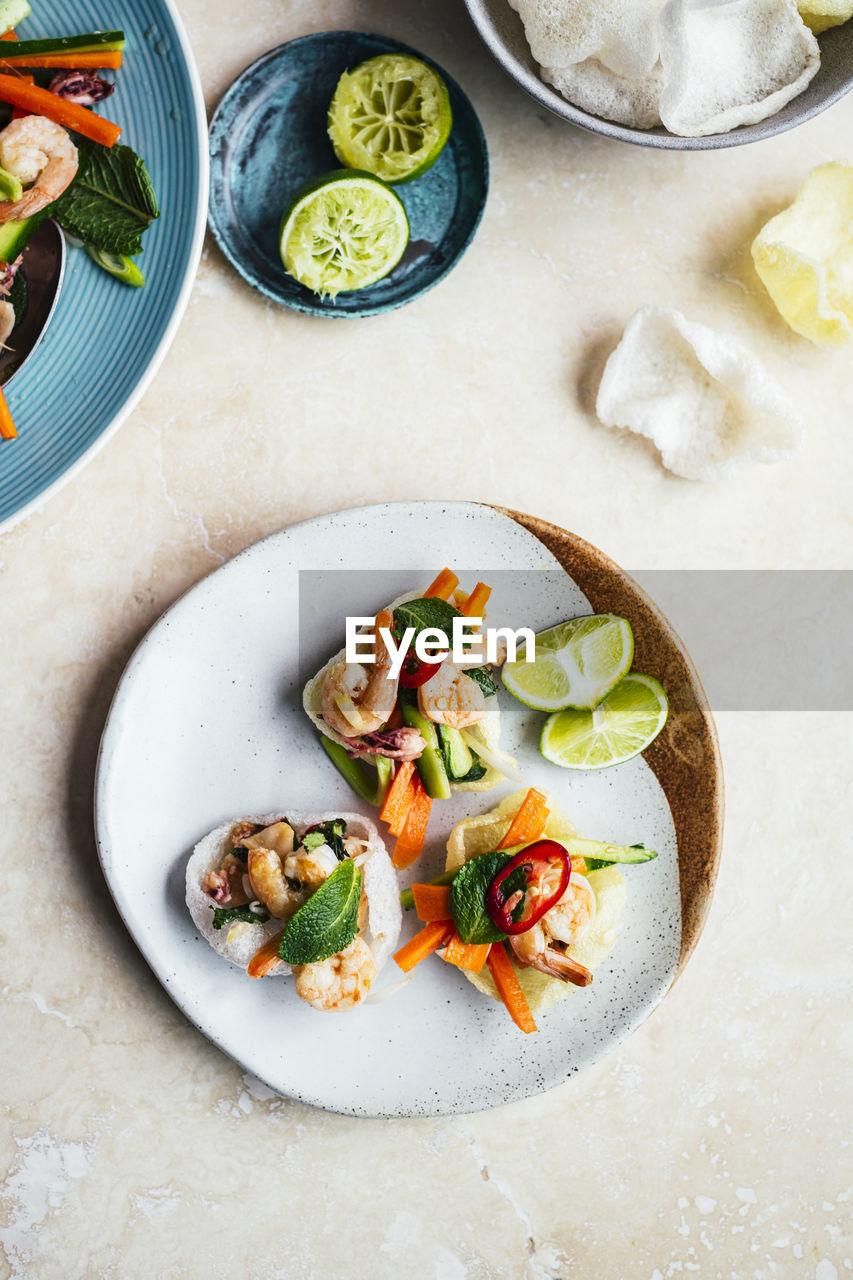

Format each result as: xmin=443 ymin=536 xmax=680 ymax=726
xmin=244 ymin=821 xmax=294 ymax=858
xmin=417 ymin=661 xmax=486 ymax=729
xmin=509 ymin=873 xmax=596 ymax=987
xmin=247 ymin=847 xmax=304 ymax=920
xmin=0 ymin=117 xmax=78 ymax=222
xmin=293 ymin=936 xmax=377 ymax=1011
xmin=322 ymin=609 xmax=398 ymax=737
xmin=283 ymin=842 xmax=338 ymax=888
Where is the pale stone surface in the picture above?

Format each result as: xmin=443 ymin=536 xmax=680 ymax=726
xmin=1 ymin=0 xmax=851 ymax=1276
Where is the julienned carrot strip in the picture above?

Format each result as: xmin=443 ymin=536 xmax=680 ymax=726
xmin=393 ymin=920 xmax=454 ymax=973
xmin=443 ymin=930 xmax=490 ymax=973
xmin=423 ymin=567 xmax=459 ymax=600
xmin=247 ymin=932 xmax=284 ymax=979
xmin=392 ymin=774 xmax=432 ymax=869
xmin=0 ymin=51 xmax=123 ymax=68
xmin=0 ymin=74 xmax=121 ymax=146
xmin=497 ymin=788 xmax=549 ymax=850
xmin=0 ymin=387 xmax=16 ymax=440
xmin=0 ymin=32 xmax=34 ymax=112
xmin=412 ymin=883 xmax=452 ymax=922
xmin=460 ymin=582 xmax=491 ymax=618
xmin=378 ymin=760 xmax=416 ymax=835
xmin=486 ymin=944 xmax=537 ymax=1033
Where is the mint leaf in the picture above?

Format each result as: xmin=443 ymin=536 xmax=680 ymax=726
xmin=393 ymin=597 xmax=461 ymax=646
xmin=301 ymin=819 xmax=348 ymax=861
xmin=450 ymin=851 xmax=511 ymax=945
xmin=278 ymin=860 xmax=362 ymax=964
xmin=463 ymin=666 xmax=498 ymax=696
xmin=53 ymin=139 xmax=159 ymax=256
xmin=211 ymin=903 xmax=269 ymax=929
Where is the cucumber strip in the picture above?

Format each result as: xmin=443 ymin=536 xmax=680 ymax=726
xmin=400 ymin=869 xmax=456 ymax=911
xmin=85 ymin=246 xmax=145 ymax=288
xmin=437 ymin=723 xmax=473 ymax=781
xmin=501 ymin=837 xmax=658 ymax=865
xmin=0 ymin=209 xmax=48 ymax=265
xmin=320 ymin=737 xmax=392 ymax=808
xmin=4 ymin=30 xmax=125 ymax=56
xmin=399 ymin=698 xmax=452 ymax=800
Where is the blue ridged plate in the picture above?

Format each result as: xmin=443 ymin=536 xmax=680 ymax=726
xmin=0 ymin=0 xmax=208 ymax=532
xmin=208 ymin=32 xmax=489 ymax=318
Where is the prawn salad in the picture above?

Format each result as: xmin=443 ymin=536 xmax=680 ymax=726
xmin=0 ymin=8 xmax=158 ymax=441
xmin=394 ymin=788 xmax=657 ymax=1033
xmin=303 ymin=568 xmax=518 ymax=871
xmin=186 ymin=811 xmax=401 ymax=1012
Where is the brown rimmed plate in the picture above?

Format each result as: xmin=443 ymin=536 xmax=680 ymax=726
xmin=95 ymin=501 xmax=723 ymax=1115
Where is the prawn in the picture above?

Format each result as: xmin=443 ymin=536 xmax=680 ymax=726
xmin=417 ymin=661 xmax=485 ymax=729
xmin=247 ymin=847 xmax=305 ymax=920
xmin=508 ymin=873 xmax=596 ymax=987
xmin=293 ymin=936 xmax=377 ymax=1011
xmin=322 ymin=608 xmax=398 ymax=738
xmin=283 ymin=842 xmax=339 ymax=889
xmin=0 ymin=117 xmax=78 ymax=222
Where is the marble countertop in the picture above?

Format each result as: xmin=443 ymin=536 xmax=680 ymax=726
xmin=1 ymin=1 xmax=850 ymax=1276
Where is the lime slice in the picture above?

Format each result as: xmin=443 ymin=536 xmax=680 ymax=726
xmin=279 ymin=170 xmax=409 ymax=299
xmin=502 ymin=614 xmax=634 ymax=712
xmin=539 ymin=673 xmax=668 ymax=771
xmin=328 ymin=54 xmax=452 ymax=184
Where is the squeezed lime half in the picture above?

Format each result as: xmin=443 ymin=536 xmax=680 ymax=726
xmin=328 ymin=53 xmax=452 ymax=184
xmin=502 ymin=614 xmax=634 ymax=712
xmin=279 ymin=170 xmax=409 ymax=298
xmin=539 ymin=673 xmax=669 ymax=771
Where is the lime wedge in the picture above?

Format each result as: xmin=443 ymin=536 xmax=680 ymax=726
xmin=502 ymin=614 xmax=634 ymax=712
xmin=328 ymin=54 xmax=452 ymax=184
xmin=279 ymin=170 xmax=409 ymax=299
xmin=539 ymin=673 xmax=668 ymax=771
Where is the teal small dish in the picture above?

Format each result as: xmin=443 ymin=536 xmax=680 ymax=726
xmin=208 ymin=32 xmax=489 ymax=318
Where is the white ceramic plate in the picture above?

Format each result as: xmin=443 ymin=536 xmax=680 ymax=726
xmin=95 ymin=502 xmax=720 ymax=1116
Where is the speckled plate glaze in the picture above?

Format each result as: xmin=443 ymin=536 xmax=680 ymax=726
xmin=464 ymin=0 xmax=853 ymax=150
xmin=0 ymin=0 xmax=208 ymax=532
xmin=95 ymin=502 xmax=723 ymax=1117
xmin=207 ymin=32 xmax=489 ymax=317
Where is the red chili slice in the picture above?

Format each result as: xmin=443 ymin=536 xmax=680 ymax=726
xmin=397 ymin=647 xmax=446 ymax=688
xmin=485 ymin=840 xmax=571 ymax=935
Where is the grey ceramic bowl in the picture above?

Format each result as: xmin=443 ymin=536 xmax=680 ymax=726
xmin=464 ymin=0 xmax=853 ymax=149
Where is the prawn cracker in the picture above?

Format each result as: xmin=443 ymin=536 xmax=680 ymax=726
xmin=658 ymin=0 xmax=820 ymax=137
xmin=595 ymin=305 xmax=803 ymax=481
xmin=752 ymin=162 xmax=853 ymax=346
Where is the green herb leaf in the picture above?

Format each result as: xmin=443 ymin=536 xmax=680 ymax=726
xmin=230 ymin=845 xmax=248 ymax=864
xmin=211 ymin=903 xmax=270 ymax=930
xmin=393 ymin=597 xmax=461 ymax=646
xmin=52 ymin=139 xmax=159 ymax=256
xmin=278 ymin=859 xmax=362 ymax=964
xmin=463 ymin=666 xmax=498 ymax=696
xmin=301 ymin=819 xmax=347 ymax=860
xmin=450 ymin=851 xmax=511 ymax=945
